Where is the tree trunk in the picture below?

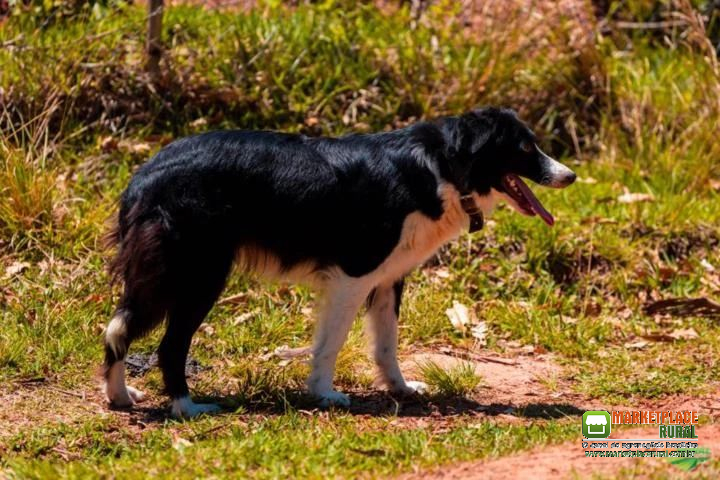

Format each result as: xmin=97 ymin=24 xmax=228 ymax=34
xmin=146 ymin=0 xmax=164 ymax=79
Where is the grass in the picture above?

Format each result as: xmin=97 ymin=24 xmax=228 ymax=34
xmin=1 ymin=0 xmax=720 ymax=477
xmin=3 ymin=414 xmax=578 ymax=479
xmin=419 ymin=361 xmax=483 ymax=398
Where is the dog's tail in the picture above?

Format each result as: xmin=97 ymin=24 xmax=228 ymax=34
xmin=106 ymin=202 xmax=170 ymax=286
xmin=103 ymin=202 xmax=172 ymax=371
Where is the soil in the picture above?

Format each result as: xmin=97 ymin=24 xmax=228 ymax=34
xmin=2 ymin=349 xmax=718 ymax=478
xmin=401 ymin=424 xmax=720 ymax=479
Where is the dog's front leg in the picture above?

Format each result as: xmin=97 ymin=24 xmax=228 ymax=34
xmin=366 ymin=279 xmax=427 ymax=395
xmin=307 ymin=278 xmax=370 ymax=407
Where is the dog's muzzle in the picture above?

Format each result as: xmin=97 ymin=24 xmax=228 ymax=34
xmin=537 ymin=149 xmax=576 ymax=188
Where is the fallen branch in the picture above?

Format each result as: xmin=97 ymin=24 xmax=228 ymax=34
xmin=614 ymin=20 xmax=687 ymax=30
xmin=644 ymin=297 xmax=720 ymax=317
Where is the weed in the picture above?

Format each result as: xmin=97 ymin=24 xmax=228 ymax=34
xmin=419 ymin=360 xmax=483 ymax=398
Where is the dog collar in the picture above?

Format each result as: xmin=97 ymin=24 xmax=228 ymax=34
xmin=460 ymin=194 xmax=484 ymax=233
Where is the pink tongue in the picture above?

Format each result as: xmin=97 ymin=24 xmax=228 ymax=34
xmin=513 ymin=175 xmax=555 ymax=226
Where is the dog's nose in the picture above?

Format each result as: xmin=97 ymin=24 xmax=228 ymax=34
xmin=563 ymin=171 xmax=577 ymax=186
xmin=546 ymin=168 xmax=577 ymax=188
xmin=537 ymin=150 xmax=577 ymax=188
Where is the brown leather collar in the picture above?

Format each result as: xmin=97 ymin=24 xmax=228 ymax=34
xmin=460 ymin=194 xmax=484 ymax=233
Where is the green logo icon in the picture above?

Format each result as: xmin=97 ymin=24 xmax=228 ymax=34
xmin=583 ymin=411 xmax=611 ymax=439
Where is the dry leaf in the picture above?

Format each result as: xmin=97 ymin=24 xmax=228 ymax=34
xmin=446 ymin=301 xmax=472 ymax=333
xmin=669 ymin=328 xmax=699 ymax=340
xmin=658 ymin=266 xmax=676 ymax=281
xmin=172 ymin=436 xmax=192 ymax=452
xmin=617 ymin=192 xmax=655 ymax=204
xmin=273 ymin=345 xmax=312 ymax=360
xmin=99 ymin=136 xmax=117 ymax=152
xmin=470 ymin=322 xmax=488 ymax=345
xmin=700 ymin=259 xmax=715 ymax=273
xmin=577 ymin=176 xmax=597 ymax=184
xmin=4 ymin=261 xmax=30 ymax=279
xmin=190 ymin=117 xmax=208 ymax=128
xmin=131 ymin=143 xmax=151 ymax=154
xmin=433 ymin=267 xmax=451 ymax=279
xmin=118 ymin=140 xmax=151 ymax=155
xmin=217 ymin=292 xmax=248 ymax=306
xmin=198 ymin=324 xmax=215 ymax=336
xmin=645 ymin=297 xmax=720 ymax=318
xmin=520 ymin=345 xmax=536 ymax=355
xmin=232 ymin=308 xmax=259 ymax=326
xmin=534 ymin=345 xmax=548 ymax=355
xmin=625 ymin=340 xmax=649 ymax=349
xmin=581 ymin=216 xmax=618 ymax=225
xmin=641 ymin=333 xmax=675 ymax=342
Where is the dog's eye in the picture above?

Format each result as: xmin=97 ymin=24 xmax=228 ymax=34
xmin=520 ymin=141 xmax=534 ymax=153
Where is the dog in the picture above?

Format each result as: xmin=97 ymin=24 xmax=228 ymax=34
xmin=102 ymin=107 xmax=576 ymax=418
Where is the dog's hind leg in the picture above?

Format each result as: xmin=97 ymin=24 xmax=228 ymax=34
xmin=104 ymin=215 xmax=169 ymax=407
xmin=159 ymin=253 xmax=233 ymax=419
xmin=307 ymin=276 xmax=371 ymax=407
xmin=365 ymin=279 xmax=427 ymax=395
xmin=104 ymin=302 xmax=164 ymax=407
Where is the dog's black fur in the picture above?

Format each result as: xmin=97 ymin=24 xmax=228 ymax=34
xmin=104 ymin=107 xmax=575 ymax=411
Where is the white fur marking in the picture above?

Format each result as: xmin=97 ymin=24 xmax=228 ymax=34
xmin=402 ymin=380 xmax=428 ymax=394
xmin=307 ymin=275 xmax=371 ymax=405
xmin=105 ymin=314 xmax=127 ymax=358
xmin=317 ymin=390 xmax=351 ymax=407
xmin=126 ymin=386 xmax=146 ymax=403
xmin=105 ymin=361 xmax=133 ymax=407
xmin=171 ymin=395 xmax=222 ymax=418
xmin=538 ymin=147 xmax=575 ymax=187
xmin=366 ymin=285 xmax=427 ymax=394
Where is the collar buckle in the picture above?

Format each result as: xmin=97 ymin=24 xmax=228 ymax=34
xmin=459 ymin=194 xmax=484 ymax=233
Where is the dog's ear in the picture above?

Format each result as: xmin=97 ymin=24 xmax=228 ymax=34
xmin=439 ymin=111 xmax=497 ymax=192
xmin=465 ymin=109 xmax=498 ymax=155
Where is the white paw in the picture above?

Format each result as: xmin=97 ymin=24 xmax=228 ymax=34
xmin=127 ymin=386 xmax=146 ymax=403
xmin=392 ymin=380 xmax=428 ymax=395
xmin=316 ymin=390 xmax=351 ymax=408
xmin=171 ymin=396 xmax=222 ymax=419
xmin=104 ymin=382 xmax=134 ymax=408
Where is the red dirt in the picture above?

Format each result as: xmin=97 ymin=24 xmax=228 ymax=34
xmin=4 ymin=351 xmax=719 ymax=479
xmin=402 ymin=350 xmax=567 ymax=407
xmin=401 ymin=424 xmax=720 ymax=479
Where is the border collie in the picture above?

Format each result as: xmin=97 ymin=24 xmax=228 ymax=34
xmin=102 ymin=107 xmax=576 ymax=418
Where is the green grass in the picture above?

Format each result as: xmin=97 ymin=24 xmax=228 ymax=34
xmin=2 ymin=0 xmax=720 ymax=477
xmin=3 ymin=414 xmax=578 ymax=479
xmin=419 ymin=360 xmax=483 ymax=398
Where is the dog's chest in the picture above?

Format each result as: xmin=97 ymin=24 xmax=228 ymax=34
xmin=370 ymin=190 xmax=467 ymax=285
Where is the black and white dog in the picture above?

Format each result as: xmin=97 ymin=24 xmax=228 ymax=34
xmin=103 ymin=107 xmax=575 ymax=418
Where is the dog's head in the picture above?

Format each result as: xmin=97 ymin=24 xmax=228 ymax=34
xmin=438 ymin=107 xmax=576 ymax=226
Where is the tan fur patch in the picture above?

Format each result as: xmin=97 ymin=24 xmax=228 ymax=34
xmin=369 ymin=185 xmax=468 ymax=286
xmin=235 ymin=245 xmax=327 ymax=286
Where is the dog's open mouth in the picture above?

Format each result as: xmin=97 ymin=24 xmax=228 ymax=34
xmin=501 ymin=174 xmax=555 ymax=226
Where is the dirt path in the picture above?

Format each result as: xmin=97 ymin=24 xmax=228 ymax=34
xmin=401 ymin=424 xmax=720 ymax=479
xmin=3 ymin=349 xmax=719 ymax=479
